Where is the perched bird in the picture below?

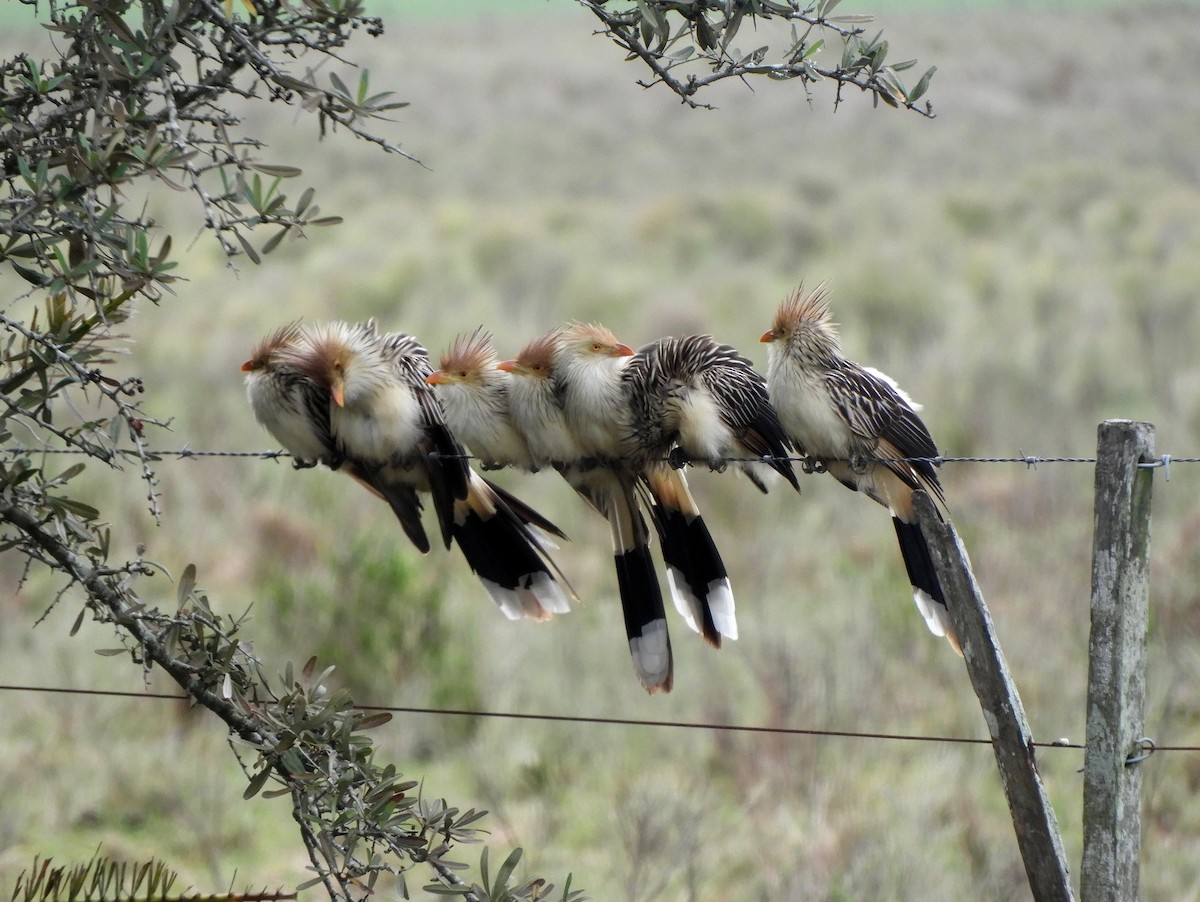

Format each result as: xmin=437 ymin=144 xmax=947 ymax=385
xmin=425 ymin=328 xmax=568 ymax=545
xmin=760 ymin=283 xmax=959 ymax=651
xmin=500 ymin=330 xmax=588 ymax=471
xmin=271 ymin=320 xmax=571 ymax=622
xmin=500 ymin=328 xmax=673 ymax=692
xmin=241 ymin=320 xmax=335 ymax=469
xmin=425 ymin=328 xmax=537 ymax=472
xmin=623 ymin=334 xmax=799 ymax=494
xmin=553 ymin=324 xmax=738 ymax=652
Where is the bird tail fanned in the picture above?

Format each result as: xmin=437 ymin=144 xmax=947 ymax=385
xmin=450 ymin=473 xmax=573 ymax=621
xmin=892 ymin=516 xmax=961 ymax=655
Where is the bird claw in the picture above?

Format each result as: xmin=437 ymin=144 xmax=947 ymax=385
xmin=667 ymin=447 xmax=691 ymax=471
xmin=848 ymin=454 xmax=870 ymax=474
xmin=801 ymin=456 xmax=827 ymax=475
xmin=291 ymin=457 xmax=320 ymax=471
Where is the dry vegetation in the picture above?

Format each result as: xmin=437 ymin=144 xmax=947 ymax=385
xmin=3 ymin=3 xmax=1200 ymax=900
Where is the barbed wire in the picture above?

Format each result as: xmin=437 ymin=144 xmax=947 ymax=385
xmin=1 ymin=682 xmax=1197 ymax=754
xmin=4 ymin=446 xmax=1197 ymax=471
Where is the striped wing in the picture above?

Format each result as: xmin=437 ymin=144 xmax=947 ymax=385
xmin=826 ymin=364 xmax=944 ymax=501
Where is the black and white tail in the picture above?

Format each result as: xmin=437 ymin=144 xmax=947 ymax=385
xmin=643 ymin=465 xmax=736 ymax=647
xmin=892 ymin=517 xmax=961 ymax=654
xmin=569 ymin=466 xmax=673 ymax=693
xmin=450 ymin=473 xmax=572 ymax=621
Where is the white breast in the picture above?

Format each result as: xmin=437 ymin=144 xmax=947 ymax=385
xmin=767 ymin=356 xmax=854 ymax=459
xmin=561 ymin=357 xmax=632 ymax=458
xmin=508 ymin=378 xmax=581 ymax=466
xmin=333 ymin=378 xmax=423 ymax=464
xmin=675 ymin=388 xmax=733 ymax=463
xmin=246 ymin=372 xmax=328 ymax=462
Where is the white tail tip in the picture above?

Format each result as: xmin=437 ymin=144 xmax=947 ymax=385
xmin=913 ymin=589 xmax=949 ymax=638
xmin=630 ymin=618 xmax=672 ymax=691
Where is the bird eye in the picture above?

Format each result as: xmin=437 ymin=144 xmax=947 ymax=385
xmin=592 ymin=343 xmax=603 ymax=352
xmin=458 ymin=370 xmax=468 ymax=378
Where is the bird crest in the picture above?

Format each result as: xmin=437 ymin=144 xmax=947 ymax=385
xmin=772 ymin=282 xmax=841 ymax=359
xmin=561 ymin=322 xmax=633 ymax=357
xmin=242 ymin=320 xmax=304 ymax=371
xmin=281 ymin=321 xmax=360 ymax=388
xmin=439 ymin=326 xmax=497 ymax=375
xmin=512 ymin=329 xmax=562 ymax=374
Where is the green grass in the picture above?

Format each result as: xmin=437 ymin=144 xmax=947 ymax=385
xmin=4 ymin=3 xmax=1200 ymax=901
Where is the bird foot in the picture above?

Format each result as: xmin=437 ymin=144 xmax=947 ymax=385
xmin=291 ymin=457 xmax=320 ymax=470
xmin=667 ymin=447 xmax=692 ymax=471
xmin=848 ymin=454 xmax=870 ymax=474
xmin=800 ymin=455 xmax=827 ymax=475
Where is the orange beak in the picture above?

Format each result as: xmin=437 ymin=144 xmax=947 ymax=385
xmin=496 ymin=359 xmax=518 ymax=373
xmin=331 ymin=377 xmax=346 ymax=408
xmin=613 ymin=342 xmax=635 ymax=357
xmin=425 ymin=371 xmax=448 ymax=386
xmin=240 ymin=360 xmax=257 ymax=372
xmin=759 ymin=329 xmax=775 ymax=343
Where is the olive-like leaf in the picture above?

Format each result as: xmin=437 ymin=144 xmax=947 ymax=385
xmin=243 ymin=766 xmax=272 ymax=800
xmin=909 ymin=64 xmax=937 ymax=102
xmin=177 ymin=562 xmax=196 ymax=606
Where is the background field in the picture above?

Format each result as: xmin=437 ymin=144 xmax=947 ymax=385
xmin=3 ymin=2 xmax=1200 ymax=900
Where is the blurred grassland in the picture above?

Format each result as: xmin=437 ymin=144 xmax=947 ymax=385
xmin=4 ymin=3 xmax=1200 ymax=901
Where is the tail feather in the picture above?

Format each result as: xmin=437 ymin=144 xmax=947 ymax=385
xmin=644 ymin=467 xmax=736 ymax=645
xmin=614 ymin=544 xmax=673 ymax=693
xmin=740 ymin=406 xmax=800 ymax=492
xmin=483 ymin=476 xmax=570 ymax=542
xmin=425 ymin=423 xmax=472 ymax=549
xmin=450 ymin=475 xmax=572 ymax=620
xmin=595 ymin=469 xmax=673 ymax=693
xmin=355 ymin=462 xmax=431 ymax=554
xmin=654 ymin=504 xmax=720 ymax=645
xmin=892 ymin=517 xmax=961 ymax=654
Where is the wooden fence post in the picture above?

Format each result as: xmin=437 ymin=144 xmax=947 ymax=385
xmin=915 ymin=492 xmax=1074 ymax=901
xmin=1081 ymin=420 xmax=1155 ymax=902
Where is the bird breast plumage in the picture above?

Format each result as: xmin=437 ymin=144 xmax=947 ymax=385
xmin=560 ymin=357 xmax=633 ymax=458
xmin=332 ymin=379 xmax=425 ymax=464
xmin=674 ymin=387 xmax=734 ymax=464
xmin=506 ymin=377 xmax=581 ymax=466
xmin=245 ymin=370 xmax=329 ymax=463
xmin=443 ymin=381 xmax=532 ymax=469
xmin=767 ymin=355 xmax=857 ymax=459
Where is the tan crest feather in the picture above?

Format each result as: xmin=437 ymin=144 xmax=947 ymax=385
xmin=246 ymin=320 xmax=304 ymax=368
xmin=440 ymin=326 xmax=496 ymax=375
xmin=774 ymin=281 xmax=840 ymax=354
xmin=562 ymin=321 xmax=622 ymax=349
xmin=514 ymin=329 xmax=563 ymax=372
xmin=283 ymin=321 xmax=358 ymax=386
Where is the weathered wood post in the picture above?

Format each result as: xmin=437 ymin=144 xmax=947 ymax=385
xmin=915 ymin=491 xmax=1074 ymax=901
xmin=1081 ymin=420 xmax=1155 ymax=902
